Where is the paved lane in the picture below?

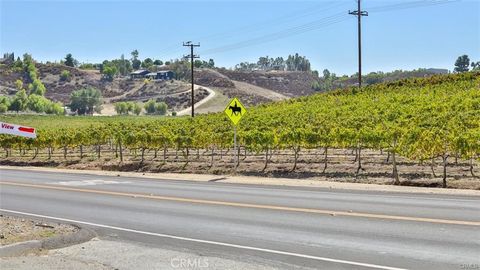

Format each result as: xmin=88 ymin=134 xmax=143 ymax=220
xmin=1 ymin=168 xmax=479 ymax=270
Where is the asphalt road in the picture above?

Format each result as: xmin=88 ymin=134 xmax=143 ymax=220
xmin=1 ymin=168 xmax=479 ymax=270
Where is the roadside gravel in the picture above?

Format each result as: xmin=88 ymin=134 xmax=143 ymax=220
xmin=0 ymin=238 xmax=281 ymax=270
xmin=0 ymin=215 xmax=77 ymax=247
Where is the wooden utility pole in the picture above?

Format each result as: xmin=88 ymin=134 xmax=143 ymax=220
xmin=349 ymin=0 xmax=368 ymax=90
xmin=183 ymin=41 xmax=200 ymax=117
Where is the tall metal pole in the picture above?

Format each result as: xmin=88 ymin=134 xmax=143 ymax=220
xmin=357 ymin=0 xmax=362 ymax=89
xmin=190 ymin=45 xmax=194 ymax=117
xmin=349 ymin=0 xmax=368 ymax=90
xmin=183 ymin=41 xmax=200 ymax=117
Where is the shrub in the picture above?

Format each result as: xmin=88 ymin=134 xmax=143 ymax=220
xmin=155 ymin=102 xmax=167 ymax=115
xmin=60 ymin=70 xmax=71 ymax=81
xmin=0 ymin=104 xmax=8 ymax=113
xmin=143 ymin=99 xmax=167 ymax=115
xmin=70 ymin=87 xmax=103 ymax=115
xmin=27 ymin=94 xmax=49 ymax=113
xmin=133 ymin=103 xmax=142 ymax=115
xmin=45 ymin=102 xmax=64 ymax=115
xmin=144 ymin=99 xmax=156 ymax=114
xmin=114 ymin=102 xmax=128 ymax=115
xmin=311 ymin=81 xmax=321 ymax=91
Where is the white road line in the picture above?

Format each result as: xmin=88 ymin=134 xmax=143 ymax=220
xmin=0 ymin=209 xmax=407 ymax=270
xmin=49 ymin=179 xmax=132 ymax=186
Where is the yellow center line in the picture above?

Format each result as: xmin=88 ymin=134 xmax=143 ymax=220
xmin=1 ymin=181 xmax=479 ymax=226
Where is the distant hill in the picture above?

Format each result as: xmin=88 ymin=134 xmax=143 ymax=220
xmin=0 ymin=60 xmax=453 ymax=114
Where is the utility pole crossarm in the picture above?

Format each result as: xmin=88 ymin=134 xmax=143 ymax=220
xmin=349 ymin=0 xmax=368 ymax=90
xmin=183 ymin=41 xmax=200 ymax=117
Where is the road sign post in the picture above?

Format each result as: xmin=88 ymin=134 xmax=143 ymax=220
xmin=224 ymin=97 xmax=247 ymax=168
xmin=234 ymin=125 xmax=237 ymax=166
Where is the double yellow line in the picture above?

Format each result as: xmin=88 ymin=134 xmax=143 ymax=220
xmin=1 ymin=181 xmax=479 ymax=226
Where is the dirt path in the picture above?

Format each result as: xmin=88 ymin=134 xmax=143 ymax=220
xmin=195 ymin=88 xmax=230 ymax=114
xmin=177 ymin=85 xmax=216 ymax=116
xmin=232 ymin=80 xmax=289 ymax=101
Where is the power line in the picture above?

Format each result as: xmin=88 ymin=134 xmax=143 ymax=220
xmin=198 ymin=2 xmax=348 ymax=42
xmin=349 ymin=0 xmax=368 ymax=90
xmin=154 ymin=1 xmax=456 ymax=61
xmin=200 ymin=13 xmax=352 ymax=55
xmin=368 ymin=0 xmax=457 ymax=13
xmin=183 ymin=41 xmax=200 ymax=117
xmin=198 ymin=0 xmax=456 ymax=57
xmin=155 ymin=2 xmax=349 ymax=60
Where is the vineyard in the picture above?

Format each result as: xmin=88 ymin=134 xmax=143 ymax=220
xmin=1 ymin=72 xmax=479 ymax=188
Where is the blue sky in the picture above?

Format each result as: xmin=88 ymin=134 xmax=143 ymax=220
xmin=1 ymin=0 xmax=479 ymax=75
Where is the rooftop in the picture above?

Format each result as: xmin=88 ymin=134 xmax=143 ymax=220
xmin=130 ymin=70 xmax=148 ymax=74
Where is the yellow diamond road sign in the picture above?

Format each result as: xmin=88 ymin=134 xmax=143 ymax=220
xmin=224 ymin=97 xmax=246 ymax=125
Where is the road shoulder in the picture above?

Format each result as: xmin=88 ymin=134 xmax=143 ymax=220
xmin=0 ymin=238 xmax=280 ymax=270
xmin=1 ymin=165 xmax=479 ymax=196
xmin=0 ymin=215 xmax=95 ymax=257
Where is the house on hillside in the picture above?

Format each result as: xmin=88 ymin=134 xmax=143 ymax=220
xmin=157 ymin=70 xmax=175 ymax=80
xmin=130 ymin=70 xmax=149 ymax=79
xmin=143 ymin=70 xmax=175 ymax=80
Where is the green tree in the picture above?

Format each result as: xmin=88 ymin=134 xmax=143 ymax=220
xmin=143 ymin=99 xmax=167 ymax=115
xmin=29 ymin=79 xmax=47 ymax=96
xmin=9 ymin=89 xmax=28 ymax=112
xmin=126 ymin=102 xmax=135 ymax=113
xmin=142 ymin=58 xmax=154 ymax=69
xmin=115 ymin=54 xmax=132 ymax=76
xmin=454 ymin=55 xmax=470 ymax=73
xmin=79 ymin=63 xmax=95 ymax=70
xmin=0 ymin=104 xmax=8 ymax=113
xmin=311 ymin=81 xmax=321 ymax=91
xmin=44 ymin=101 xmax=64 ymax=115
xmin=154 ymin=59 xmax=163 ymax=66
xmin=15 ymin=79 xmax=23 ymax=91
xmin=114 ymin=102 xmax=128 ymax=115
xmin=101 ymin=61 xmax=118 ymax=81
xmin=194 ymin=60 xmax=203 ymax=68
xmin=323 ymin=69 xmax=331 ymax=79
xmin=144 ymin=99 xmax=156 ymax=114
xmin=13 ymin=57 xmax=23 ymax=71
xmin=208 ymin=59 xmax=215 ymax=68
xmin=0 ymin=96 xmax=10 ymax=113
xmin=131 ymin=50 xmax=141 ymax=70
xmin=471 ymin=61 xmax=480 ymax=71
xmin=27 ymin=94 xmax=48 ymax=113
xmin=133 ymin=103 xmax=142 ymax=115
xmin=70 ymin=87 xmax=103 ymax=115
xmin=132 ymin=59 xmax=141 ymax=70
xmin=64 ymin=53 xmax=76 ymax=67
xmin=131 ymin=49 xmax=139 ymax=59
xmin=23 ymin=53 xmax=33 ymax=66
xmin=155 ymin=102 xmax=168 ymax=115
xmin=169 ymin=60 xmax=190 ymax=80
